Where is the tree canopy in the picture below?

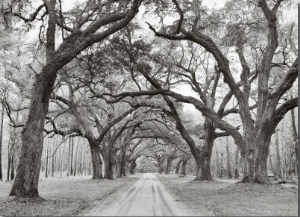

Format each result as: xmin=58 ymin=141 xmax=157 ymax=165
xmin=0 ymin=0 xmax=297 ymax=199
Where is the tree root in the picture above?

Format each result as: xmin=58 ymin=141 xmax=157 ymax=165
xmin=274 ymin=179 xmax=288 ymax=184
xmin=193 ymin=177 xmax=216 ymax=182
xmin=237 ymin=176 xmax=270 ymax=184
xmin=237 ymin=176 xmax=250 ymax=183
xmin=6 ymin=196 xmax=45 ymax=203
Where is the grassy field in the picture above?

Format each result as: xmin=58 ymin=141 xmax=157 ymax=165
xmin=158 ymin=174 xmax=298 ymax=216
xmin=0 ymin=173 xmax=297 ymax=216
xmin=0 ymin=175 xmax=140 ymax=216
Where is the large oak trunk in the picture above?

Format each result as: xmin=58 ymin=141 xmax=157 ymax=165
xmin=8 ymin=0 xmax=141 ymax=198
xmin=175 ymin=160 xmax=182 ymax=174
xmin=10 ymin=155 xmax=15 ymax=180
xmin=121 ymin=161 xmax=126 ymax=177
xmin=51 ymin=144 xmax=55 ymax=177
xmin=10 ymin=77 xmax=54 ymax=198
xmin=226 ymin=137 xmax=232 ymax=179
xmin=7 ymin=157 xmax=10 ymax=181
xmin=165 ymin=157 xmax=174 ymax=174
xmin=116 ymin=162 xmax=126 ymax=177
xmin=115 ymin=159 xmax=122 ymax=178
xmin=158 ymin=165 xmax=164 ymax=174
xmin=180 ymin=159 xmax=188 ymax=176
xmin=234 ymin=149 xmax=240 ymax=178
xmin=129 ymin=159 xmax=137 ymax=174
xmin=103 ymin=149 xmax=114 ymax=180
xmin=194 ymin=124 xmax=214 ymax=181
xmin=0 ymin=102 xmax=3 ymax=181
xmin=195 ymin=153 xmax=213 ymax=181
xmin=115 ymin=148 xmax=126 ymax=178
xmin=9 ymin=16 xmax=77 ymax=197
xmin=290 ymin=108 xmax=298 ymax=176
xmin=89 ymin=142 xmax=103 ymax=179
xmin=275 ymin=130 xmax=282 ymax=179
xmin=158 ymin=156 xmax=164 ymax=174
xmin=45 ymin=146 xmax=49 ymax=178
xmin=240 ymin=128 xmax=272 ymax=184
xmin=254 ymin=129 xmax=272 ymax=184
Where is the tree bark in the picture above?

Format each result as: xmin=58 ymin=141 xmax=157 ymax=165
xmin=121 ymin=161 xmax=126 ymax=177
xmin=125 ymin=162 xmax=129 ymax=176
xmin=67 ymin=137 xmax=71 ymax=177
xmin=9 ymin=0 xmax=57 ymax=198
xmin=7 ymin=137 xmax=11 ymax=181
xmin=60 ymin=143 xmax=63 ymax=177
xmin=90 ymin=141 xmax=103 ymax=179
xmin=115 ymin=158 xmax=122 ymax=178
xmin=165 ymin=156 xmax=174 ymax=174
xmin=268 ymin=154 xmax=275 ymax=176
xmin=290 ymin=108 xmax=298 ymax=176
xmin=158 ymin=155 xmax=164 ymax=174
xmin=141 ymin=0 xmax=297 ymax=185
xmin=242 ymin=156 xmax=248 ymax=178
xmin=103 ymin=148 xmax=114 ymax=180
xmin=51 ymin=141 xmax=55 ymax=177
xmin=216 ymin=151 xmax=220 ymax=177
xmin=9 ymin=0 xmax=142 ymax=198
xmin=10 ymin=155 xmax=14 ymax=180
xmin=115 ymin=148 xmax=126 ymax=178
xmin=70 ymin=137 xmax=74 ymax=176
xmin=226 ymin=137 xmax=232 ymax=179
xmin=88 ymin=158 xmax=92 ymax=176
xmin=275 ymin=130 xmax=282 ymax=179
xmin=45 ymin=145 xmax=48 ymax=178
xmin=121 ymin=152 xmax=129 ymax=177
xmin=220 ymin=152 xmax=224 ymax=178
xmin=7 ymin=155 xmax=10 ymax=181
xmin=0 ymin=102 xmax=4 ymax=181
xmin=81 ymin=144 xmax=85 ymax=176
xmin=180 ymin=159 xmax=188 ymax=176
xmin=195 ymin=122 xmax=215 ymax=181
xmin=195 ymin=156 xmax=213 ymax=180
xmin=73 ymin=140 xmax=79 ymax=176
xmin=158 ymin=166 xmax=164 ymax=174
xmin=194 ymin=148 xmax=213 ymax=181
xmin=281 ymin=130 xmax=286 ymax=179
xmin=175 ymin=160 xmax=182 ymax=174
xmin=234 ymin=149 xmax=240 ymax=179
xmin=253 ymin=123 xmax=274 ymax=184
xmin=129 ymin=159 xmax=137 ymax=174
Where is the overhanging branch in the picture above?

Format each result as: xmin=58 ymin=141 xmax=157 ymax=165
xmin=273 ymin=97 xmax=298 ymax=126
xmin=9 ymin=4 xmax=46 ymax=23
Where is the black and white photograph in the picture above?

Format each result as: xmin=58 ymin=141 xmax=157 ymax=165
xmin=0 ymin=0 xmax=298 ymax=216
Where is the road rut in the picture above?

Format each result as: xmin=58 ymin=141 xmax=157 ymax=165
xmin=86 ymin=173 xmax=195 ymax=216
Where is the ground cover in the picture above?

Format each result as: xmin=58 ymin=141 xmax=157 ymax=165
xmin=0 ymin=175 xmax=139 ymax=216
xmin=158 ymin=174 xmax=298 ymax=216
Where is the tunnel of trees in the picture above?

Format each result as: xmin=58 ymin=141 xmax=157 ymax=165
xmin=0 ymin=0 xmax=298 ymax=199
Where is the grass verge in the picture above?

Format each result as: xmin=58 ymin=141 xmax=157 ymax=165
xmin=157 ymin=174 xmax=298 ymax=216
xmin=0 ymin=175 xmax=139 ymax=216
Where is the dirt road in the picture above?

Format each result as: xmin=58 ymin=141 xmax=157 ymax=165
xmin=85 ymin=173 xmax=199 ymax=216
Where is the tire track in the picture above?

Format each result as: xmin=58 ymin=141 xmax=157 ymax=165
xmin=86 ymin=173 xmax=186 ymax=216
xmin=157 ymin=184 xmax=175 ymax=216
xmin=115 ymin=178 xmax=146 ymax=215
